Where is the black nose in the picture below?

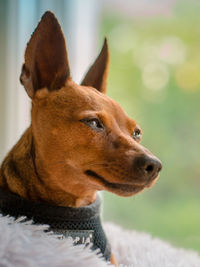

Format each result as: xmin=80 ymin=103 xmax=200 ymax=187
xmin=133 ymin=154 xmax=162 ymax=180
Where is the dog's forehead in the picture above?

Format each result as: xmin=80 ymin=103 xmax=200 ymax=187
xmin=63 ymin=82 xmax=125 ymax=112
xmin=51 ymin=82 xmax=112 ymax=110
xmin=47 ymin=81 xmax=136 ymax=128
xmin=68 ymin=83 xmax=135 ymax=126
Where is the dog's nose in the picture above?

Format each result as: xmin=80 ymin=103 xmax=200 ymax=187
xmin=133 ymin=155 xmax=162 ymax=181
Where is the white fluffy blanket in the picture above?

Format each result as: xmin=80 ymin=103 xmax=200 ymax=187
xmin=0 ymin=215 xmax=199 ymax=267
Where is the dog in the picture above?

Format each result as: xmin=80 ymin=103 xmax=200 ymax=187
xmin=0 ymin=11 xmax=162 ymax=266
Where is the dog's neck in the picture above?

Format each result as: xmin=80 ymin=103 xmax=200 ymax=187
xmin=0 ymin=127 xmax=96 ymax=207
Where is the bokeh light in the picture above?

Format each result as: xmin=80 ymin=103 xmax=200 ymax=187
xmin=158 ymin=36 xmax=187 ymax=65
xmin=142 ymin=61 xmax=169 ymax=91
xmin=175 ymin=62 xmax=200 ymax=92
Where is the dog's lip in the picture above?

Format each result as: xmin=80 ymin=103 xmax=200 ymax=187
xmin=84 ymin=169 xmax=145 ymax=192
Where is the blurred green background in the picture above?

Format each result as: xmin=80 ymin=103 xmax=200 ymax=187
xmin=100 ymin=0 xmax=200 ymax=252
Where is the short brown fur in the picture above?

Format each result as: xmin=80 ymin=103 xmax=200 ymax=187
xmin=0 ymin=11 xmax=162 ymax=265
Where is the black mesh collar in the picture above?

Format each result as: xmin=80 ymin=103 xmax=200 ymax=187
xmin=0 ymin=187 xmax=111 ymax=261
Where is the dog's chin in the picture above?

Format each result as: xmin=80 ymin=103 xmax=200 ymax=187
xmin=84 ymin=170 xmax=150 ymax=196
xmin=108 ymin=185 xmax=145 ymax=197
xmin=114 ymin=176 xmax=160 ymax=196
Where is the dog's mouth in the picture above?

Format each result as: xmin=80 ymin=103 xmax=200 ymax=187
xmin=84 ymin=170 xmax=145 ymax=196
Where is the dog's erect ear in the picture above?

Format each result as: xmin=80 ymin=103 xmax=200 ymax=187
xmin=20 ymin=11 xmax=70 ymax=98
xmin=81 ymin=38 xmax=109 ymax=94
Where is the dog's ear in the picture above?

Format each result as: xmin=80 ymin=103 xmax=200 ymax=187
xmin=20 ymin=11 xmax=70 ymax=98
xmin=81 ymin=38 xmax=109 ymax=94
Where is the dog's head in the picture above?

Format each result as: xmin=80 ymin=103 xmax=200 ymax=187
xmin=20 ymin=12 xmax=162 ymax=204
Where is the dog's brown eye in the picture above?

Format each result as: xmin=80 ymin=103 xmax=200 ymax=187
xmin=81 ymin=118 xmax=104 ymax=131
xmin=132 ymin=128 xmax=142 ymax=141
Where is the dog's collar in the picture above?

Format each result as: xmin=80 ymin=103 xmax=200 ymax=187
xmin=0 ymin=187 xmax=111 ymax=261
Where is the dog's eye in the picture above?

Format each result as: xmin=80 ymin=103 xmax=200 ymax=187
xmin=81 ymin=118 xmax=104 ymax=131
xmin=132 ymin=128 xmax=142 ymax=141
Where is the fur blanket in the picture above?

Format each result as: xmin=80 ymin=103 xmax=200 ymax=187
xmin=0 ymin=215 xmax=199 ymax=267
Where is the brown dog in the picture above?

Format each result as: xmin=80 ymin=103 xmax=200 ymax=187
xmin=0 ymin=11 xmax=161 ymax=265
